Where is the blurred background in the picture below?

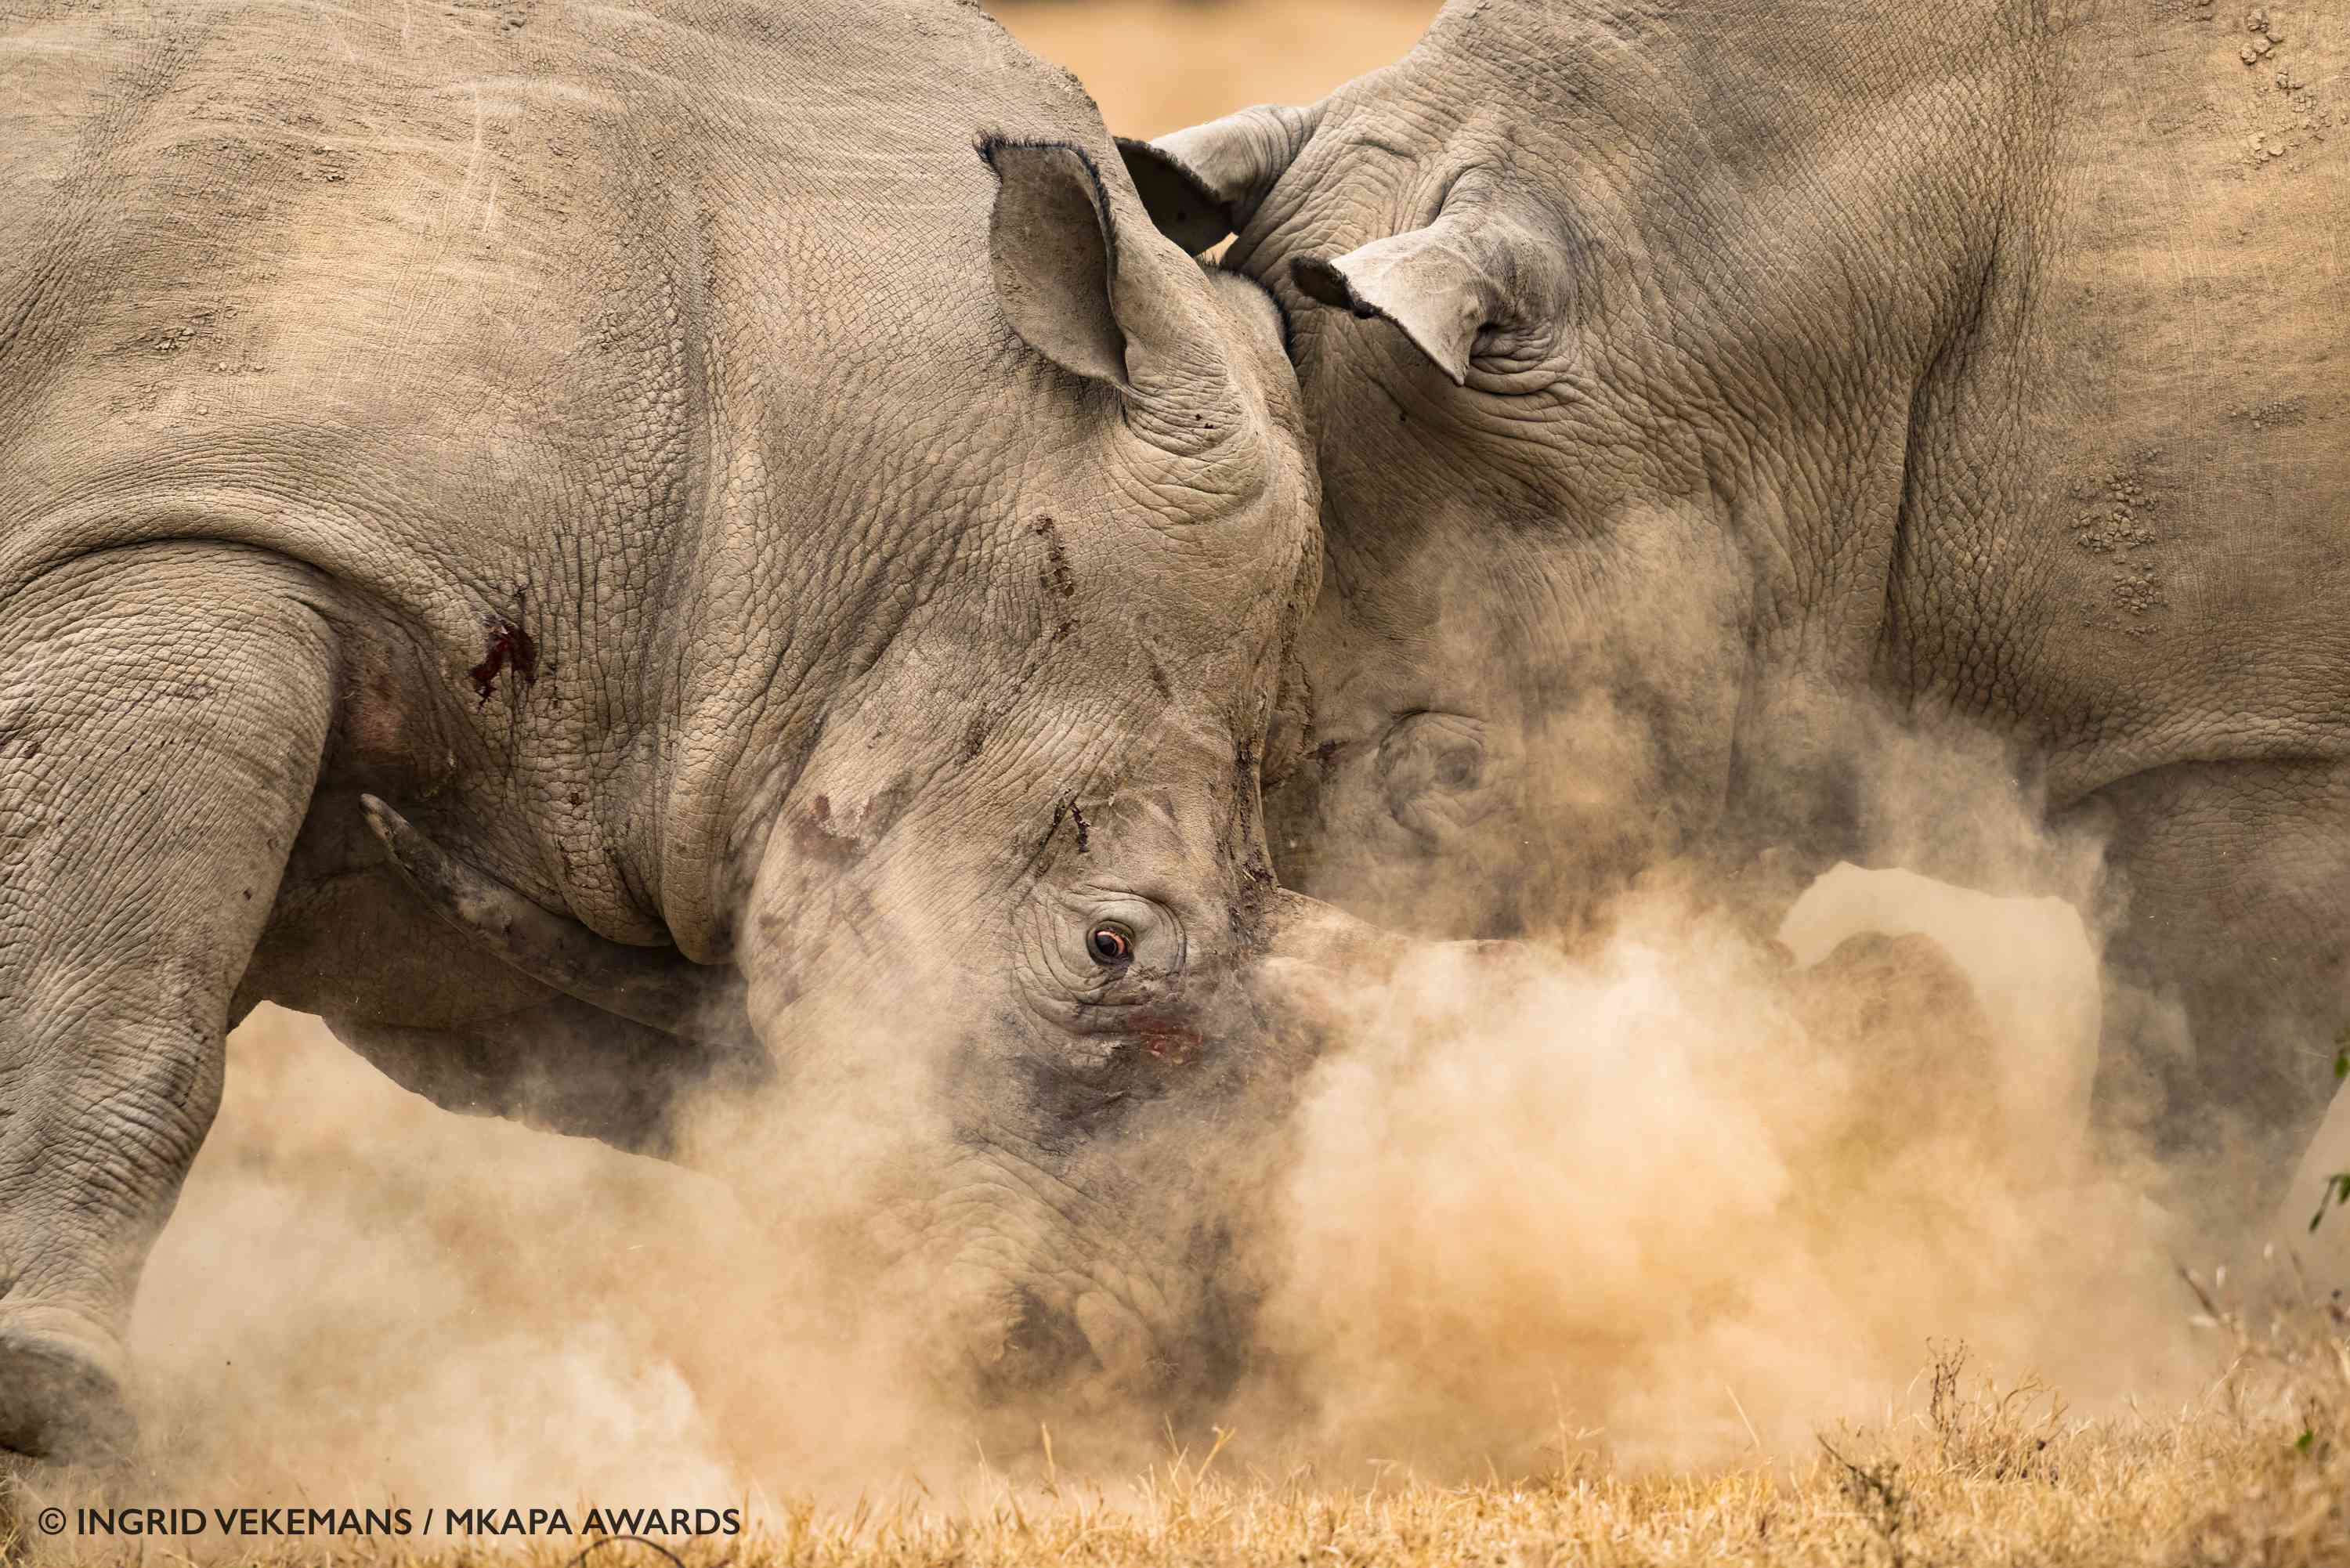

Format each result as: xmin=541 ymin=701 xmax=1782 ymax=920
xmin=990 ymin=1 xmax=1439 ymax=136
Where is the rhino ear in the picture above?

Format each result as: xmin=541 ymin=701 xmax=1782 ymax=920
xmin=985 ymin=139 xmax=1134 ymax=385
xmin=1291 ymin=201 xmax=1571 ymax=387
xmin=1117 ymin=102 xmax=1323 ymax=254
xmin=1114 ymin=137 xmax=1231 ymax=256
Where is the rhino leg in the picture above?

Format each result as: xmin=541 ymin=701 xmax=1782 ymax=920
xmin=2077 ymin=758 xmax=2350 ymax=1229
xmin=0 ymin=544 xmax=334 ymax=1461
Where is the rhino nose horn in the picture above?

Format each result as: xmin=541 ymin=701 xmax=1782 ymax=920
xmin=1254 ymin=887 xmax=1548 ymax=1017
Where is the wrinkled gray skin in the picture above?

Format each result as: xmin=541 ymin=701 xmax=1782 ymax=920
xmin=0 ymin=0 xmax=1386 ymax=1463
xmin=1124 ymin=1 xmax=2350 ymax=1207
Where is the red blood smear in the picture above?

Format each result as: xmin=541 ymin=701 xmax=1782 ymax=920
xmin=468 ymin=616 xmax=539 ymax=702
xmin=1133 ymin=1013 xmax=1202 ymax=1064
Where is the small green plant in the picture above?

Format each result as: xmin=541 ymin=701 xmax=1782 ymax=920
xmin=2312 ymin=1174 xmax=2350 ymax=1234
xmin=2312 ymin=1027 xmax=2350 ymax=1234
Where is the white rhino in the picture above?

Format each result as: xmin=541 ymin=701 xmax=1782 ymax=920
xmin=0 ymin=0 xmax=1404 ymax=1461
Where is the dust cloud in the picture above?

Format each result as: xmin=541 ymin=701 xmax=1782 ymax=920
xmin=130 ymin=1000 xmax=982 ymax=1515
xmin=1206 ymin=649 xmax=2269 ymax=1476
xmin=106 ymin=699 xmax=2291 ymax=1523
xmin=92 ymin=540 xmax=2334 ymax=1541
xmin=1230 ymin=869 xmax=2195 ymax=1476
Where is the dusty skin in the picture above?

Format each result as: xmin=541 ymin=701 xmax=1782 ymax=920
xmin=5 ymin=2 xmax=2349 ymax=1566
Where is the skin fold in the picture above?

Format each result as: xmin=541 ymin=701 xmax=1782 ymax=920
xmin=1122 ymin=0 xmax=2350 ymax=1218
xmin=0 ymin=0 xmax=1402 ymax=1462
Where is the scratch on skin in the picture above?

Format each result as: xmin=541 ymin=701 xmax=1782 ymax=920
xmin=1019 ymin=794 xmax=1093 ymax=883
xmin=1032 ymin=515 xmax=1077 ymax=640
xmin=1028 ymin=797 xmax=1070 ymax=871
xmin=1032 ymin=515 xmax=1076 ymax=599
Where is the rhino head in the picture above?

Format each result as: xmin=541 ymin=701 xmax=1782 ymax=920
xmin=363 ymin=138 xmax=1430 ymax=1417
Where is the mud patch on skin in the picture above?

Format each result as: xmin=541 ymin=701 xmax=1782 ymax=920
xmin=769 ymin=786 xmax=905 ymax=955
xmin=2212 ymin=7 xmax=2330 ymax=175
xmin=2230 ymin=395 xmax=2308 ymax=432
xmin=2110 ymin=566 xmax=2167 ymax=616
xmin=1032 ymin=516 xmax=1076 ymax=599
xmin=2235 ymin=6 xmax=2282 ymax=70
xmin=2069 ymin=467 xmax=2157 ymax=555
xmin=793 ymin=794 xmax=861 ymax=869
xmin=793 ymin=779 xmax=917 ymax=868
xmin=2068 ymin=453 xmax=2171 ymax=635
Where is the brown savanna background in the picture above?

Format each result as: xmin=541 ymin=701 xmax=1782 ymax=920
xmin=10 ymin=3 xmax=2350 ymax=1564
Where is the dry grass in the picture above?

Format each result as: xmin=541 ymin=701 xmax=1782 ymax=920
xmin=8 ymin=1299 xmax=2349 ymax=1566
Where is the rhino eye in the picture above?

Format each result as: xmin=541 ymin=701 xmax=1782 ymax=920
xmin=1379 ymin=711 xmax=1489 ymax=801
xmin=1087 ymin=922 xmax=1135 ymax=966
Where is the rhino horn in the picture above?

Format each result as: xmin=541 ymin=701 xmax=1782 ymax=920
xmin=359 ymin=794 xmax=754 ymax=1053
xmin=1117 ymin=101 xmax=1325 ymax=253
xmin=1251 ymin=888 xmax=1538 ymax=1032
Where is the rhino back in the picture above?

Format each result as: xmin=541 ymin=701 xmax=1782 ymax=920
xmin=1 ymin=0 xmax=1072 ymax=579
xmin=0 ymin=0 xmax=1107 ymax=937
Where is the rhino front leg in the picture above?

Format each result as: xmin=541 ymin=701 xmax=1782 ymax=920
xmin=0 ymin=544 xmax=334 ymax=1461
xmin=2077 ymin=757 xmax=2350 ymax=1232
